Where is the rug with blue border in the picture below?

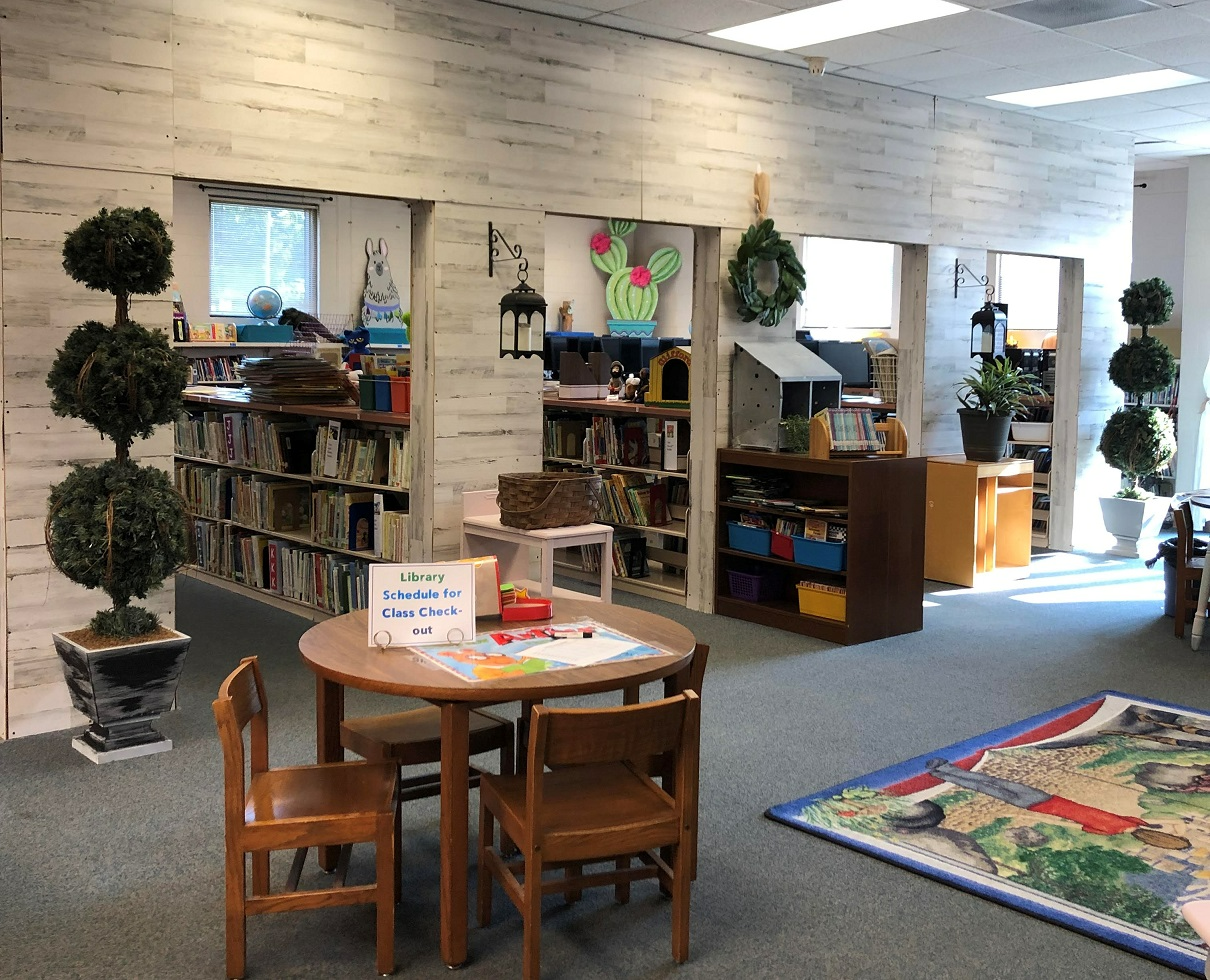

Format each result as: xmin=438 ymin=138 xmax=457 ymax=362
xmin=766 ymin=691 xmax=1210 ymax=975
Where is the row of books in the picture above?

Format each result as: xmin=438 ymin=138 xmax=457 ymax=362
xmin=544 ymin=413 xmax=686 ymax=472
xmin=597 ymin=473 xmax=672 ymax=527
xmin=191 ymin=520 xmax=371 ymax=615
xmin=816 ymin=407 xmax=882 ymax=452
xmin=313 ymin=420 xmax=411 ymax=488
xmin=187 ymin=355 xmax=242 ymax=384
xmin=176 ymin=411 xmax=412 ymax=490
xmin=177 ymin=462 xmax=409 ymax=560
xmin=1011 ymin=444 xmax=1052 ymax=474
xmin=176 ymin=411 xmax=317 ymax=474
xmin=580 ymin=532 xmax=649 ymax=579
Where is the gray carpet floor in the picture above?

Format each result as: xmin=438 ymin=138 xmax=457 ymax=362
xmin=2 ymin=550 xmax=1207 ymax=980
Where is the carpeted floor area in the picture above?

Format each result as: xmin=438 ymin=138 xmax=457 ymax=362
xmin=2 ymin=550 xmax=1207 ymax=979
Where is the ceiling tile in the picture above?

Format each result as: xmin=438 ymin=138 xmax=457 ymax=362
xmin=1015 ymin=48 xmax=1161 ymax=83
xmin=607 ymin=0 xmax=783 ymax=32
xmin=790 ymin=32 xmax=939 ymax=66
xmin=865 ymin=49 xmax=1001 ymax=83
xmin=1132 ymin=118 xmax=1210 ymax=142
xmin=925 ymin=66 xmax=1051 ymax=98
xmin=1060 ymin=6 xmax=1206 ymax=45
xmin=1119 ymin=33 xmax=1210 ymax=63
xmin=880 ymin=8 xmax=1043 ymax=47
xmin=542 ymin=0 xmax=634 ymax=10
xmin=585 ymin=11 xmax=696 ymax=38
xmin=997 ymin=0 xmax=1157 ymax=30
xmin=949 ymin=30 xmax=1110 ymax=67
xmin=497 ymin=0 xmax=602 ymax=17
xmin=1082 ymin=105 xmax=1205 ymax=128
xmin=1130 ymin=78 xmax=1210 ymax=103
xmin=829 ymin=65 xmax=916 ymax=87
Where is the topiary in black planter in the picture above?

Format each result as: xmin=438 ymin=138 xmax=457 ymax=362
xmin=45 ymin=206 xmax=192 ymax=763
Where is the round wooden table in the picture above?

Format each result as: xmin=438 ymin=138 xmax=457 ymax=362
xmin=299 ymin=598 xmax=696 ymax=968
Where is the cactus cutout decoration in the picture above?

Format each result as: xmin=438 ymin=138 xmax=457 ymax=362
xmin=589 ymin=219 xmax=682 ymax=321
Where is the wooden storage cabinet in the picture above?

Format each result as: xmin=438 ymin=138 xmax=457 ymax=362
xmin=714 ymin=448 xmax=926 ymax=645
xmin=924 ymin=455 xmax=1033 ymax=587
xmin=542 ymin=395 xmax=691 ymax=603
xmin=175 ymin=391 xmax=411 ymax=619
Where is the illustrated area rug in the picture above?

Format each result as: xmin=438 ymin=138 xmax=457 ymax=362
xmin=766 ymin=692 xmax=1210 ymax=975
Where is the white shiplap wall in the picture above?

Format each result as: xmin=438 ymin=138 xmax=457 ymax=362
xmin=0 ymin=0 xmax=1133 ymax=736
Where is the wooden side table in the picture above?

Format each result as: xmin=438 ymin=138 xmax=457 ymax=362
xmin=924 ymin=455 xmax=1034 ymax=587
xmin=460 ymin=490 xmax=614 ymax=601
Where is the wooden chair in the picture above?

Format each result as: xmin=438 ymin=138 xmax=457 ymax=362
xmin=213 ymin=657 xmax=398 ymax=980
xmin=477 ymin=691 xmax=701 ymax=980
xmin=340 ymin=707 xmax=515 ymax=805
xmin=1173 ymin=501 xmax=1205 ymax=638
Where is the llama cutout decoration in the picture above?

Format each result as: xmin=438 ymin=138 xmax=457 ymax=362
xmin=362 ymin=237 xmax=408 ymax=339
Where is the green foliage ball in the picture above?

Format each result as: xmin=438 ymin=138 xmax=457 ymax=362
xmin=1119 ymin=277 xmax=1173 ymax=329
xmin=61 ymin=207 xmax=174 ymax=298
xmin=1097 ymin=404 xmax=1175 ymax=483
xmin=1107 ymin=334 xmax=1177 ymax=400
xmin=47 ymin=320 xmax=189 ymax=455
xmin=47 ymin=460 xmax=189 ymax=636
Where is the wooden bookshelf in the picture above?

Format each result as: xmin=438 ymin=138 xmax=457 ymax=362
xmin=543 ymin=397 xmax=691 ymax=602
xmin=176 ymin=391 xmax=413 ymax=616
xmin=715 ymin=448 xmax=926 ymax=644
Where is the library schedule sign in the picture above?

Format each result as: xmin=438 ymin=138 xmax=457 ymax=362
xmin=368 ymin=563 xmax=476 ymax=647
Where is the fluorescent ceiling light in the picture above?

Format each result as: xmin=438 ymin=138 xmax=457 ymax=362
xmin=987 ymin=70 xmax=1203 ymax=108
xmin=709 ymin=0 xmax=967 ymax=52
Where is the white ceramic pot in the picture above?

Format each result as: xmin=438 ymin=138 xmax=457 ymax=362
xmin=1099 ymin=495 xmax=1171 ymax=559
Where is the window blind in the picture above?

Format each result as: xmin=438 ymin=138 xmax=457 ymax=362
xmin=209 ymin=201 xmax=318 ymax=316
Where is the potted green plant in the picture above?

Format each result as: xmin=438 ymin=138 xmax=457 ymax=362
xmin=955 ymin=357 xmax=1042 ymax=462
xmin=45 ymin=206 xmax=192 ymax=763
xmin=1098 ymin=277 xmax=1177 ymax=557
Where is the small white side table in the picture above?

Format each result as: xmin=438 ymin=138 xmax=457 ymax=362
xmin=460 ymin=490 xmax=614 ymax=602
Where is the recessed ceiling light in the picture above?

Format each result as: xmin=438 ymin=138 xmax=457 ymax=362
xmin=708 ymin=0 xmax=967 ymax=52
xmin=987 ymin=70 xmax=1202 ymax=108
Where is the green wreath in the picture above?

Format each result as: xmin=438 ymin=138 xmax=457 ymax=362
xmin=727 ymin=218 xmax=806 ymax=327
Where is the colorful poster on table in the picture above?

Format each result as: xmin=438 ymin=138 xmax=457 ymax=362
xmin=367 ymin=562 xmax=476 ymax=647
xmin=408 ymin=620 xmax=668 ymax=682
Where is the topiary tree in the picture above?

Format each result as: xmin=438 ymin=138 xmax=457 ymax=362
xmin=1098 ymin=277 xmax=1177 ymax=498
xmin=45 ymin=207 xmax=191 ymax=639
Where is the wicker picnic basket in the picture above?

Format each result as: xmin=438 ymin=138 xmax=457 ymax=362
xmin=497 ymin=471 xmax=603 ymax=530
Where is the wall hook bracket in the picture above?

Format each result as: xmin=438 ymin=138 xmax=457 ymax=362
xmin=488 ymin=221 xmax=529 ymax=284
xmin=954 ymin=259 xmax=990 ymax=299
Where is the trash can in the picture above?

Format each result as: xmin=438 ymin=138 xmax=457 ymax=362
xmin=1150 ymin=537 xmax=1208 ymax=618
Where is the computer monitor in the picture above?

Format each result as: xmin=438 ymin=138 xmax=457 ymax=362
xmin=815 ymin=340 xmax=871 ymax=388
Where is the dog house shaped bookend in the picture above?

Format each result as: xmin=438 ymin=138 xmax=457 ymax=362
xmin=731 ymin=340 xmax=841 ymax=451
xmin=645 ymin=346 xmax=691 ymax=408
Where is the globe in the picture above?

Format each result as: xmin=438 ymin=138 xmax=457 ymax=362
xmin=247 ymin=286 xmax=283 ymax=321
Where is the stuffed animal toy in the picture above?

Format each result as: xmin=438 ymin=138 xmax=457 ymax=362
xmin=342 ymin=325 xmax=372 ymax=370
xmin=362 ymin=238 xmax=407 ymax=336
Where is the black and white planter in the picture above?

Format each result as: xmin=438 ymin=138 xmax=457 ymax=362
xmin=52 ymin=630 xmax=191 ymax=764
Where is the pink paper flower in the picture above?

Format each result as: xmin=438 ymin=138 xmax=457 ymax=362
xmin=590 ymin=233 xmax=612 ymax=255
xmin=630 ymin=266 xmax=652 ymax=287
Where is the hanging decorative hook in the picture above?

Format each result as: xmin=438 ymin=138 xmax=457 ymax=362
xmin=488 ymin=222 xmax=529 ymax=284
xmin=953 ymin=259 xmax=990 ymax=299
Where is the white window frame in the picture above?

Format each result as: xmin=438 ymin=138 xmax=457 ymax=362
xmin=208 ymin=196 xmax=320 ymax=317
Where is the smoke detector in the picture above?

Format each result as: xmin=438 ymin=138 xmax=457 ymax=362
xmin=804 ymin=56 xmax=827 ymax=76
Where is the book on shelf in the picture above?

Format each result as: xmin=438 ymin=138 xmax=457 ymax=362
xmin=373 ymin=491 xmax=409 ymax=561
xmin=816 ymin=407 xmax=881 ymax=453
xmin=265 ymin=482 xmax=311 ymax=532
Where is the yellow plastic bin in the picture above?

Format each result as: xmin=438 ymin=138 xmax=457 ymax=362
xmin=796 ymin=581 xmax=847 ymax=621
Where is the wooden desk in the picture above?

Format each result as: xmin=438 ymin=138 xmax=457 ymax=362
xmin=924 ymin=455 xmax=1033 ymax=587
xmin=298 ymin=599 xmax=695 ymax=968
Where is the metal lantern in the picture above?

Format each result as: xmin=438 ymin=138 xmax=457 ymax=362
xmin=499 ymin=280 xmax=547 ymax=359
xmin=489 ymin=222 xmax=547 ymax=359
xmin=970 ymin=300 xmax=1007 ymax=358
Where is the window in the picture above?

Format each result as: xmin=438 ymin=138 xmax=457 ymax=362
xmin=800 ymin=237 xmax=897 ymax=334
xmin=995 ymin=253 xmax=1059 ymax=336
xmin=209 ymin=201 xmax=318 ymax=316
